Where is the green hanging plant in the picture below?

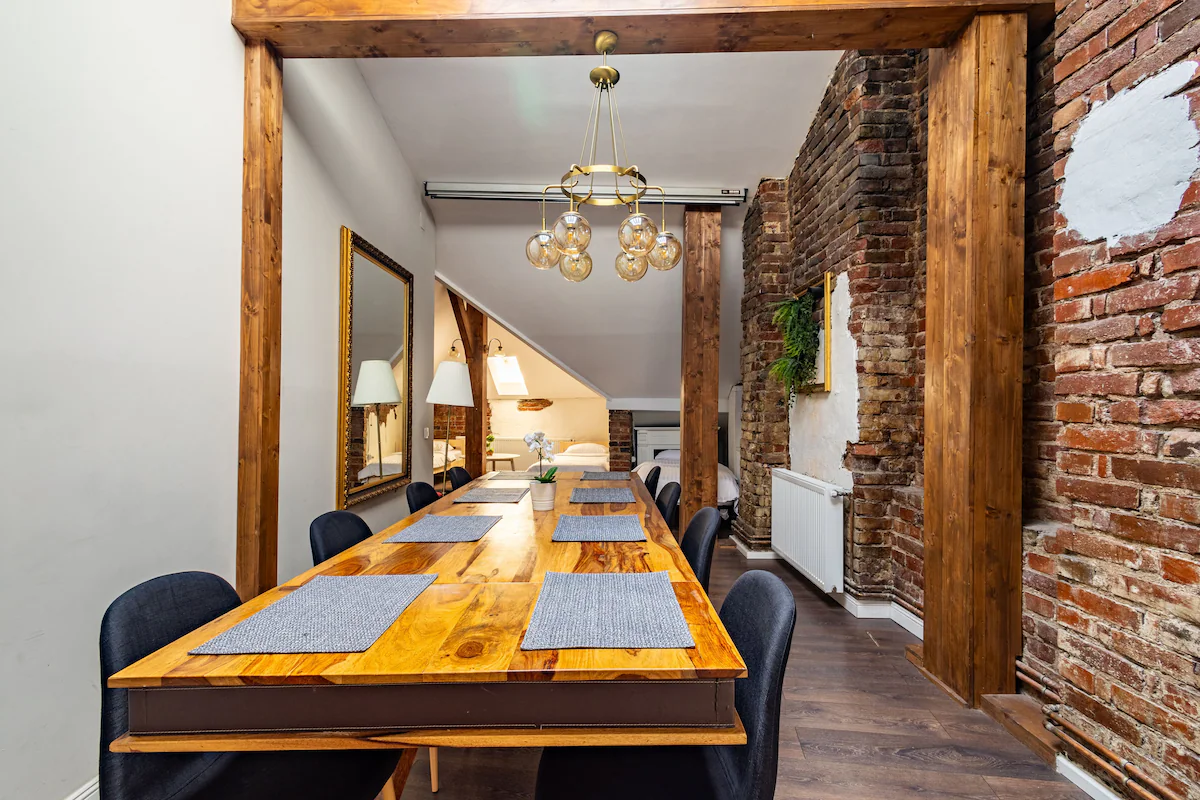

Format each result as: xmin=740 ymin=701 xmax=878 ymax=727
xmin=769 ymin=292 xmax=821 ymax=404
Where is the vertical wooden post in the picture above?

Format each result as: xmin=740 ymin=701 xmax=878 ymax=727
xmin=680 ymin=206 xmax=721 ymax=534
xmin=236 ymin=39 xmax=283 ymax=601
xmin=923 ymin=12 xmax=1026 ymax=706
xmin=448 ymin=292 xmax=487 ymax=478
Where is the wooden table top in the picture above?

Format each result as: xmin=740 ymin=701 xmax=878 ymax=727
xmin=110 ymin=473 xmax=746 ymax=689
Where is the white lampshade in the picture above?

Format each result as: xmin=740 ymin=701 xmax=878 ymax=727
xmin=487 ymin=354 xmax=529 ymax=396
xmin=426 ymin=360 xmax=475 ymax=407
xmin=352 ymin=360 xmax=402 ymax=406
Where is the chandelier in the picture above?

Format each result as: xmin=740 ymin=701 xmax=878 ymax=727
xmin=525 ymin=31 xmax=683 ymax=283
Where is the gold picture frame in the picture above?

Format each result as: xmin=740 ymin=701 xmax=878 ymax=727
xmin=798 ymin=270 xmax=834 ymax=394
xmin=336 ymin=227 xmax=415 ymax=509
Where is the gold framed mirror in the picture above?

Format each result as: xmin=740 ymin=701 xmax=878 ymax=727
xmin=336 ymin=227 xmax=414 ymax=508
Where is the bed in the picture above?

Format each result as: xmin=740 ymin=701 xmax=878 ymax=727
xmin=433 ymin=439 xmax=464 ymax=471
xmin=357 ymin=453 xmax=405 ymax=481
xmin=524 ymin=442 xmax=609 ymax=474
xmin=633 ymin=450 xmax=741 ymax=518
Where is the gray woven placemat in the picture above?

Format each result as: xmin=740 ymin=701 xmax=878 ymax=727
xmin=521 ymin=571 xmax=695 ymax=650
xmin=488 ymin=472 xmax=534 ymax=480
xmin=190 ymin=574 xmax=437 ymax=655
xmin=385 ymin=515 xmax=502 ymax=543
xmin=570 ymin=487 xmax=636 ymax=504
xmin=552 ymin=514 xmax=646 ymax=542
xmin=581 ymin=471 xmax=631 ymax=481
xmin=455 ymin=487 xmax=530 ymax=503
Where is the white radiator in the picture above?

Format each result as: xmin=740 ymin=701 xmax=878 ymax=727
xmin=771 ymin=468 xmax=848 ymax=594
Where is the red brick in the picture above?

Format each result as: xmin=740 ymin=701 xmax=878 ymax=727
xmin=1163 ymin=302 xmax=1200 ymax=331
xmin=1054 ymin=263 xmax=1136 ymax=300
xmin=1107 ymin=276 xmax=1200 ymax=314
xmin=1161 ymin=493 xmax=1200 ymax=525
xmin=1163 ymin=240 xmax=1200 ymax=274
xmin=1144 ymin=400 xmax=1200 ymax=427
xmin=1058 ymin=426 xmax=1140 ymax=453
xmin=1059 ymin=659 xmax=1096 ymax=694
xmin=1111 ymin=340 xmax=1200 ymax=368
xmin=1053 ymin=32 xmax=1109 ymax=83
xmin=1111 ymin=457 xmax=1200 ymax=491
xmin=1057 ymin=315 xmax=1137 ymax=344
xmin=1105 ymin=512 xmax=1200 ymax=554
xmin=1054 ymin=347 xmax=1093 ymax=373
xmin=1057 ymin=401 xmax=1095 ymax=422
xmin=1057 ymin=476 xmax=1141 ymax=508
xmin=1055 ymin=372 xmax=1140 ymax=396
xmin=1162 ymin=554 xmax=1200 ymax=585
xmin=1055 ymin=297 xmax=1094 ymax=322
xmin=1109 ymin=400 xmax=1141 ymax=423
xmin=1058 ymin=451 xmax=1097 ymax=474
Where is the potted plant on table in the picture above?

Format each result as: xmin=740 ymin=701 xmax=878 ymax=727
xmin=486 ymin=433 xmax=495 ymax=456
xmin=524 ymin=431 xmax=557 ymax=510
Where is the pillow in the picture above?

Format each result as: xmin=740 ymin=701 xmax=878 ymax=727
xmin=564 ymin=442 xmax=607 ymax=456
xmin=653 ymin=449 xmax=681 ymax=463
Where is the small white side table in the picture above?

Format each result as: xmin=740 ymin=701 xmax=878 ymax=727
xmin=487 ymin=453 xmax=519 ymax=471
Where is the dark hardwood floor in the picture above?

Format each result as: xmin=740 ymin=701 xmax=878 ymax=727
xmin=401 ymin=539 xmax=1085 ymax=800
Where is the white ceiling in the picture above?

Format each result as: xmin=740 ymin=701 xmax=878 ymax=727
xmin=359 ymin=51 xmax=842 ymax=404
xmin=359 ymin=51 xmax=841 ymax=189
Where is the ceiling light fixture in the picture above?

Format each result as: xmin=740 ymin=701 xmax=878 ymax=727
xmin=526 ymin=31 xmax=683 ymax=283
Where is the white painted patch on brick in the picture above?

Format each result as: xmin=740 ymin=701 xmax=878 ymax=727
xmin=789 ymin=278 xmax=859 ymax=488
xmin=1060 ymin=60 xmax=1200 ymax=245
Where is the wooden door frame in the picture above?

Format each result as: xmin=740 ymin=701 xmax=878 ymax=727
xmin=234 ymin=0 xmax=1042 ymax=702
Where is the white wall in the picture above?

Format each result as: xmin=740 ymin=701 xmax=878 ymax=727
xmin=279 ymin=60 xmax=437 ymax=583
xmin=0 ymin=3 xmax=245 ymax=798
xmin=788 ymin=278 xmax=860 ymax=489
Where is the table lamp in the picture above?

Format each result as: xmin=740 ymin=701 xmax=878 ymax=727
xmin=352 ymin=360 xmax=402 ymax=481
xmin=426 ymin=360 xmax=475 ymax=491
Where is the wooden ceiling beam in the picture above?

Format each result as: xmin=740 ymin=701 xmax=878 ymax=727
xmin=232 ymin=0 xmax=1053 ymax=58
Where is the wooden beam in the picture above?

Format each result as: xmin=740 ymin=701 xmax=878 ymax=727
xmin=232 ymin=0 xmax=1053 ymax=58
xmin=923 ymin=12 xmax=1026 ymax=707
xmin=680 ymin=206 xmax=721 ymax=535
xmin=448 ymin=292 xmax=486 ymax=479
xmin=236 ymin=39 xmax=283 ymax=602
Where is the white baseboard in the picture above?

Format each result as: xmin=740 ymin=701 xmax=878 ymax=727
xmin=731 ymin=536 xmax=780 ymax=560
xmin=831 ymin=593 xmax=925 ymax=640
xmin=64 ymin=777 xmax=99 ymax=800
xmin=1057 ymin=754 xmax=1123 ymax=800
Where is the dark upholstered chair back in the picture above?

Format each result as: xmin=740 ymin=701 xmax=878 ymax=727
xmin=680 ymin=506 xmax=720 ymax=592
xmin=100 ymin=572 xmax=240 ymax=800
xmin=707 ymin=571 xmax=796 ymax=800
xmin=643 ymin=466 xmax=661 ymax=500
xmin=407 ymin=481 xmax=440 ymax=514
xmin=448 ymin=467 xmax=473 ymax=490
xmin=655 ymin=481 xmax=681 ymax=529
xmin=309 ymin=510 xmax=372 ymax=565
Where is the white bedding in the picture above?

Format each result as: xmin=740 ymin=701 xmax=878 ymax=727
xmin=634 ymin=460 xmax=740 ymax=505
xmin=358 ymin=453 xmax=404 ymax=481
xmin=525 ymin=453 xmax=609 ymax=473
xmin=433 ymin=444 xmax=463 ymax=470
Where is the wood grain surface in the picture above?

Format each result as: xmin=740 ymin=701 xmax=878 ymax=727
xmin=231 ymin=0 xmax=1052 ymax=58
xmin=681 ymin=206 xmax=721 ymax=533
xmin=111 ymin=473 xmax=744 ymax=690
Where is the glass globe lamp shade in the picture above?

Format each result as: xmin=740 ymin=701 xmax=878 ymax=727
xmin=615 ymin=252 xmax=649 ymax=282
xmin=617 ymin=211 xmax=658 ymax=256
xmin=553 ymin=210 xmax=592 ymax=255
xmin=526 ymin=230 xmax=561 ymax=270
xmin=560 ymin=251 xmax=593 ymax=282
xmin=647 ymin=230 xmax=683 ymax=270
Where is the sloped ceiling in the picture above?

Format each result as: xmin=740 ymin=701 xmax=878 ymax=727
xmin=359 ymin=50 xmax=842 ymax=405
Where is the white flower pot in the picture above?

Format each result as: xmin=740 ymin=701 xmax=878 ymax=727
xmin=530 ymin=481 xmax=557 ymax=511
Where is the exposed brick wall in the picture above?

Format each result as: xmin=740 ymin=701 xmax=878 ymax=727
xmin=608 ymin=409 xmax=633 ymax=473
xmin=733 ymin=180 xmax=791 ymax=549
xmin=1045 ymin=2 xmax=1200 ymax=795
xmin=432 ymin=404 xmax=466 ymax=439
xmin=736 ymin=51 xmax=926 ymax=596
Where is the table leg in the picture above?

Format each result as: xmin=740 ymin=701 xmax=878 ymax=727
xmin=430 ymin=746 xmax=440 ymax=792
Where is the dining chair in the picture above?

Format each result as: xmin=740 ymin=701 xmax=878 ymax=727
xmin=643 ymin=465 xmax=661 ymax=500
xmin=655 ymin=481 xmax=681 ymax=529
xmin=448 ymin=466 xmax=473 ymax=490
xmin=534 ymin=570 xmax=797 ymax=800
xmin=309 ymin=510 xmax=372 ymax=565
xmin=100 ymin=572 xmax=402 ymax=800
xmin=680 ymin=506 xmax=720 ymax=592
xmin=407 ymin=481 xmax=440 ymax=513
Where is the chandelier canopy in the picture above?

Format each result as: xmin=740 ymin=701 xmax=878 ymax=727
xmin=526 ymin=31 xmax=683 ymax=283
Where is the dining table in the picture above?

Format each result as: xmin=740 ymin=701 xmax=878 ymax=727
xmin=108 ymin=471 xmax=746 ymax=793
